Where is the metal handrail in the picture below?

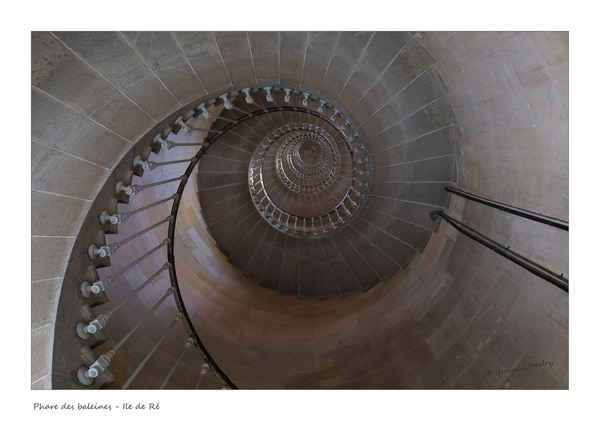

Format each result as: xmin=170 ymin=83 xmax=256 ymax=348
xmin=445 ymin=186 xmax=568 ymax=231
xmin=75 ymin=85 xmax=371 ymax=389
xmin=434 ymin=211 xmax=568 ymax=292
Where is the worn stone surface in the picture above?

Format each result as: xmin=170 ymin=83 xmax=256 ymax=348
xmin=32 ymin=88 xmax=132 ymax=169
xmin=32 ymin=32 xmax=155 ymax=141
xmin=52 ymin=31 xmax=180 ymax=120
xmin=31 ymin=278 xmax=62 ymax=330
xmin=31 ymin=236 xmax=76 ymax=281
xmin=119 ymin=31 xmax=206 ymax=105
xmin=32 ymin=142 xmax=111 ymax=201
xmin=31 ymin=191 xmax=89 ymax=237
xmin=31 ymin=325 xmax=54 ymax=384
xmin=212 ymin=32 xmax=256 ymax=87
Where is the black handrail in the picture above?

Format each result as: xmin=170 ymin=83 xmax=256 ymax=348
xmin=434 ymin=211 xmax=568 ymax=292
xmin=445 ymin=186 xmax=568 ymax=231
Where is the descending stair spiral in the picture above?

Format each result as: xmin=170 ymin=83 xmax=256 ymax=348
xmin=195 ymin=85 xmax=456 ymax=299
xmin=248 ymin=117 xmax=368 ymax=236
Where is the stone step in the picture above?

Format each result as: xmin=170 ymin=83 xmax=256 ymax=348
xmin=200 ymin=189 xmax=252 ymax=223
xmin=358 ymin=206 xmax=432 ymax=253
xmin=201 ymin=140 xmax=254 ymax=162
xmin=368 ymin=181 xmax=451 ymax=210
xmin=352 ymin=36 xmax=435 ymax=123
xmin=278 ymin=236 xmax=300 ymax=296
xmin=197 ymin=181 xmax=248 ymax=206
xmin=307 ymin=238 xmax=343 ymax=299
xmin=196 ymin=171 xmax=247 ymax=190
xmin=241 ymin=223 xmax=279 ymax=282
xmin=229 ymin=217 xmax=271 ymax=271
xmin=372 ymin=155 xmax=455 ymax=184
xmin=318 ymin=235 xmax=363 ymax=296
xmin=362 ymin=195 xmax=439 ymax=231
xmin=349 ymin=216 xmax=417 ymax=268
xmin=197 ymin=156 xmax=248 ymax=176
xmin=206 ymin=200 xmax=258 ymax=256
xmin=339 ymin=224 xmax=400 ymax=282
xmin=330 ymin=230 xmax=382 ymax=292
xmin=258 ymin=230 xmax=287 ymax=290
xmin=370 ymin=125 xmax=456 ymax=168
xmin=218 ymin=204 xmax=265 ymax=256
xmin=297 ymin=238 xmax=319 ymax=298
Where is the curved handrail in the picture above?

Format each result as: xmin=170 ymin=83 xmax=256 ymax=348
xmin=75 ymin=85 xmax=370 ymax=389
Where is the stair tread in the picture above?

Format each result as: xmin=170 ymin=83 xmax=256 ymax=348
xmin=241 ymin=221 xmax=277 ymax=279
xmin=278 ymin=236 xmax=299 ymax=296
xmin=259 ymin=231 xmax=286 ymax=290
xmin=307 ymin=238 xmax=340 ymax=298
xmin=318 ymin=235 xmax=362 ymax=295
xmin=328 ymin=231 xmax=381 ymax=292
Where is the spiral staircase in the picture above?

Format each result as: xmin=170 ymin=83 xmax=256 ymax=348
xmin=31 ymin=31 xmax=569 ymax=390
xmin=195 ymin=87 xmax=452 ymax=299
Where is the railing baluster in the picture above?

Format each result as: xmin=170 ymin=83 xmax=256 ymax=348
xmin=342 ymin=202 xmax=351 ymax=216
xmin=302 ymin=92 xmax=310 ymax=107
xmin=164 ymin=141 xmax=209 ymax=148
xmin=116 ymin=175 xmax=186 ymax=196
xmin=187 ymin=126 xmax=222 ymax=134
xmin=89 ymin=215 xmax=173 ymax=259
xmin=197 ymin=102 xmax=237 ymax=123
xmin=263 ymin=86 xmax=274 ymax=102
xmin=81 ymin=239 xmax=170 ymax=296
xmin=159 ymin=337 xmax=194 ymax=390
xmin=121 ymin=312 xmax=182 ymax=389
xmin=242 ymin=87 xmax=268 ymax=112
xmin=152 ymin=133 xmax=207 ymax=150
xmin=175 ymin=115 xmax=223 ymax=134
xmin=347 ymin=196 xmax=357 ymax=208
xmin=284 ymin=213 xmax=290 ymax=231
xmin=133 ymin=155 xmax=197 ymax=171
xmin=331 ymin=108 xmax=340 ymax=121
xmin=220 ymin=92 xmax=253 ymax=117
xmin=174 ymin=115 xmax=191 ymax=132
xmin=316 ymin=99 xmax=326 ymax=114
xmin=195 ymin=363 xmax=210 ymax=389
xmin=76 ymin=263 xmax=171 ymax=339
xmin=76 ymin=287 xmax=175 ymax=386
xmin=99 ymin=193 xmax=178 ymax=225
xmin=153 ymin=133 xmax=174 ymax=150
